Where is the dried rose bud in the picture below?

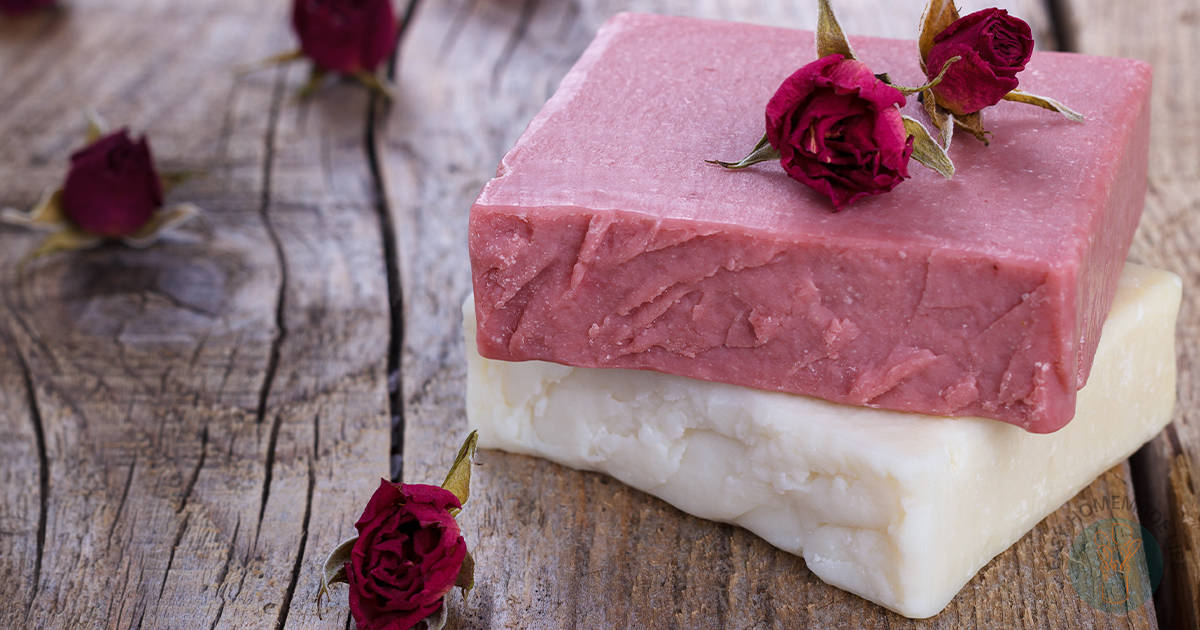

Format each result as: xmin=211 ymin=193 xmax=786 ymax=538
xmin=61 ymin=129 xmax=163 ymax=238
xmin=346 ymin=481 xmax=468 ymax=630
xmin=925 ymin=8 xmax=1034 ymax=116
xmin=708 ymin=0 xmax=952 ymax=211
xmin=0 ymin=0 xmax=55 ymax=16
xmin=319 ymin=433 xmax=477 ymax=630
xmin=291 ymin=0 xmax=399 ymax=74
xmin=766 ymin=55 xmax=914 ymax=211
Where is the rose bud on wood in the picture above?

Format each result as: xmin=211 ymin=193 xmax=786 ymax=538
xmin=0 ymin=114 xmax=200 ymax=257
xmin=61 ymin=129 xmax=164 ymax=238
xmin=291 ymin=0 xmax=399 ymax=74
xmin=346 ymin=480 xmax=469 ymax=630
xmin=925 ymin=8 xmax=1034 ymax=115
xmin=766 ymin=54 xmax=914 ymax=211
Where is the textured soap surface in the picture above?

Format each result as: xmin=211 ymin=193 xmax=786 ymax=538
xmin=464 ymin=264 xmax=1179 ymax=618
xmin=468 ymin=13 xmax=1152 ymax=432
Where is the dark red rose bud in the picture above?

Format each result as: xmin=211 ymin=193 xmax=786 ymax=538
xmin=926 ymin=8 xmax=1034 ymax=115
xmin=291 ymin=0 xmax=399 ymax=74
xmin=765 ymin=54 xmax=913 ymax=211
xmin=346 ymin=480 xmax=468 ymax=630
xmin=61 ymin=129 xmax=163 ymax=238
xmin=0 ymin=0 xmax=54 ymax=15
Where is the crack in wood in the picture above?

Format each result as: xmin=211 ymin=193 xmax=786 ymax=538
xmin=106 ymin=454 xmax=138 ymax=550
xmin=256 ymin=76 xmax=290 ymax=431
xmin=438 ymin=0 xmax=480 ymax=58
xmin=5 ymin=299 xmax=61 ymax=374
xmin=312 ymin=412 xmax=320 ymax=462
xmin=234 ymin=560 xmax=250 ymax=608
xmin=274 ymin=461 xmax=315 ymax=630
xmin=398 ymin=0 xmax=424 ymax=49
xmin=133 ymin=604 xmax=147 ymax=630
xmin=367 ymin=101 xmax=405 ymax=481
xmin=555 ymin=0 xmax=580 ymax=42
xmin=187 ymin=331 xmax=210 ymax=369
xmin=376 ymin=0 xmax=422 ymax=481
xmin=177 ymin=425 xmax=208 ymax=514
xmin=217 ymin=339 xmax=240 ymax=398
xmin=159 ymin=512 xmax=191 ymax=599
xmin=216 ymin=516 xmax=241 ymax=590
xmin=1041 ymin=0 xmax=1076 ymax=51
xmin=491 ymin=0 xmax=540 ymax=93
xmin=216 ymin=80 xmax=243 ymax=180
xmin=207 ymin=515 xmax=240 ymax=630
xmin=254 ymin=66 xmax=291 ymax=547
xmin=103 ymin=572 xmax=118 ymax=624
xmin=258 ymin=401 xmax=285 ymax=545
xmin=14 ymin=346 xmax=48 ymax=612
xmin=207 ymin=599 xmax=227 ymax=630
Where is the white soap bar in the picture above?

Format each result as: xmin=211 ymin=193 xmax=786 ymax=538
xmin=464 ymin=264 xmax=1180 ymax=618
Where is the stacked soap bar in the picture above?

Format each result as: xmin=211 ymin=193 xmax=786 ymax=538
xmin=465 ymin=264 xmax=1180 ymax=618
xmin=464 ymin=11 xmax=1169 ymax=620
xmin=468 ymin=13 xmax=1153 ymax=432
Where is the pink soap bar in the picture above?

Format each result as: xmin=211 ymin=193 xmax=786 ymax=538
xmin=468 ymin=13 xmax=1151 ymax=432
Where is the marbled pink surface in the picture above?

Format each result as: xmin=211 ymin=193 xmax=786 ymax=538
xmin=468 ymin=13 xmax=1151 ymax=432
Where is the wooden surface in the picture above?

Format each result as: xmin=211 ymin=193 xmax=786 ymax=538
xmin=0 ymin=0 xmax=1190 ymax=628
xmin=1054 ymin=1 xmax=1200 ymax=627
xmin=0 ymin=2 xmax=389 ymax=628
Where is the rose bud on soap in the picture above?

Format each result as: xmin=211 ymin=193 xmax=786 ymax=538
xmin=925 ymin=8 xmax=1034 ymax=115
xmin=766 ymin=55 xmax=914 ymax=210
xmin=708 ymin=0 xmax=953 ymax=211
xmin=62 ymin=129 xmax=163 ymax=238
xmin=292 ymin=0 xmax=399 ymax=74
xmin=346 ymin=480 xmax=468 ymax=630
xmin=0 ymin=0 xmax=55 ymax=16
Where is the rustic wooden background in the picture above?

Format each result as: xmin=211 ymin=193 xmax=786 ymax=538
xmin=0 ymin=0 xmax=1194 ymax=628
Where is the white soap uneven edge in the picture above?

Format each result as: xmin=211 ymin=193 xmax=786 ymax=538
xmin=462 ymin=263 xmax=1180 ymax=618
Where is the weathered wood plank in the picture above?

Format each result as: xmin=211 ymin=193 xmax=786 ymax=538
xmin=0 ymin=337 xmax=41 ymax=616
xmin=1056 ymin=1 xmax=1200 ymax=626
xmin=388 ymin=1 xmax=1156 ymax=628
xmin=0 ymin=1 xmax=390 ymax=628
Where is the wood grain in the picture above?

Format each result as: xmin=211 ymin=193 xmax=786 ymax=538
xmin=0 ymin=0 xmax=1178 ymax=627
xmin=1054 ymin=0 xmax=1200 ymax=627
xmin=0 ymin=1 xmax=390 ymax=628
xmin=387 ymin=1 xmax=1158 ymax=628
xmin=1168 ymin=454 xmax=1199 ymax=630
